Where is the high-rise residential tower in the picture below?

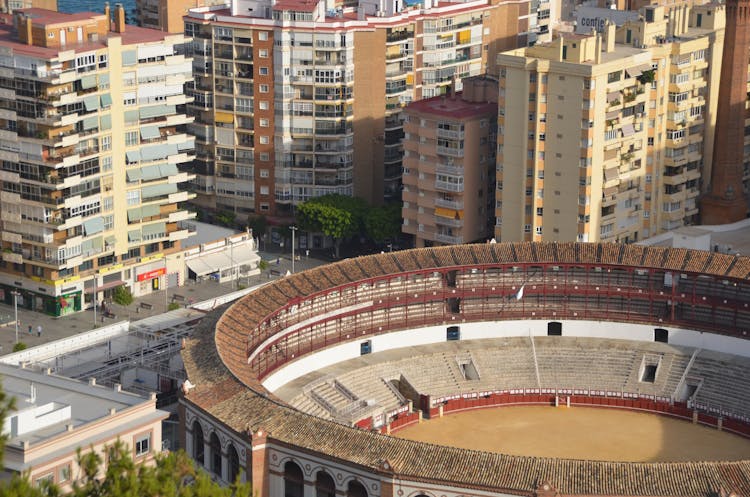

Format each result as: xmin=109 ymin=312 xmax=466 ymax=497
xmin=0 ymin=7 xmax=195 ymax=315
xmin=401 ymin=76 xmax=497 ymax=246
xmin=184 ymin=0 xmax=541 ymax=223
xmin=496 ymin=4 xmax=723 ymax=242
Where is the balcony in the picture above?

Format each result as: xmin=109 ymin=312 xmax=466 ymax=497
xmin=436 ymin=217 xmax=463 ymax=228
xmin=435 ymin=198 xmax=463 ymax=209
xmin=435 ymin=180 xmax=463 ymax=193
xmin=436 ymin=146 xmax=463 ymax=157
xmin=437 ymin=128 xmax=464 ymax=140
xmin=436 ymin=163 xmax=464 ymax=176
xmin=434 ymin=233 xmax=463 ymax=244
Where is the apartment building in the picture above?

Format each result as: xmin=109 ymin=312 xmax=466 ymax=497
xmin=0 ymin=7 xmax=195 ymax=315
xmin=402 ymin=76 xmax=497 ymax=246
xmin=184 ymin=0 xmax=540 ymax=225
xmin=495 ymin=3 xmax=723 ymax=243
xmin=136 ymin=0 xmax=225 ymax=33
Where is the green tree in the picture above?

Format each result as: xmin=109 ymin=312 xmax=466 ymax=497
xmin=297 ymin=194 xmax=368 ymax=257
xmin=12 ymin=342 xmax=27 ymax=352
xmin=364 ymin=203 xmax=402 ymax=244
xmin=113 ymin=286 xmax=134 ymax=306
xmin=246 ymin=215 xmax=268 ymax=239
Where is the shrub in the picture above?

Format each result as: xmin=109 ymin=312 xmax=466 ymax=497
xmin=13 ymin=342 xmax=26 ymax=352
xmin=167 ymin=302 xmax=180 ymax=311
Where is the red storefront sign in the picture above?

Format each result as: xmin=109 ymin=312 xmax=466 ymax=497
xmin=137 ymin=267 xmax=166 ymax=282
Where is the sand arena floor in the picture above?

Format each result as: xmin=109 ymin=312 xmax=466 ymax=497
xmin=393 ymin=406 xmax=750 ymax=462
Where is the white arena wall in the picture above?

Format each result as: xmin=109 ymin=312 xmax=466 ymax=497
xmin=262 ymin=320 xmax=750 ymax=392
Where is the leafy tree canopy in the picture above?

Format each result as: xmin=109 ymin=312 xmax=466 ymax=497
xmin=364 ymin=203 xmax=402 ymax=244
xmin=297 ymin=194 xmax=369 ymax=255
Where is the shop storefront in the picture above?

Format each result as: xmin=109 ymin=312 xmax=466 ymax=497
xmin=0 ymin=285 xmax=82 ymax=317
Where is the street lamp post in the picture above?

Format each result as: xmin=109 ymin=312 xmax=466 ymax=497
xmin=12 ymin=291 xmax=19 ymax=344
xmin=290 ymin=226 xmax=298 ymax=274
xmin=93 ymin=276 xmax=97 ymax=327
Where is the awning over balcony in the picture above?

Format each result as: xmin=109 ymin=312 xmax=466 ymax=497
xmin=604 ymin=167 xmax=619 ymax=181
xmin=80 ymin=74 xmax=97 ymax=89
xmin=626 ymin=63 xmax=652 ymax=78
xmin=100 ymin=93 xmax=112 ymax=108
xmin=434 ymin=207 xmax=462 ymax=219
xmin=621 ymin=123 xmax=635 ymax=137
xmin=83 ymin=95 xmax=99 ymax=111
xmin=140 ymin=104 xmax=175 ymax=119
xmin=215 ymin=112 xmax=234 ymax=123
xmin=82 ymin=216 xmax=104 ymax=235
xmin=607 ymin=91 xmax=620 ymax=103
xmin=140 ymin=126 xmax=161 ymax=140
xmin=141 ymin=183 xmax=178 ymax=199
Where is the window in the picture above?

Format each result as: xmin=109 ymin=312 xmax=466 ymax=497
xmin=259 ymin=136 xmax=269 ymax=144
xmin=260 ymin=169 xmax=269 ymax=178
xmin=260 ymin=185 xmax=269 ymax=195
xmin=259 ymin=84 xmax=269 ymax=93
xmin=607 ymin=71 xmax=621 ymax=83
xmin=210 ymin=433 xmax=222 ymax=477
xmin=35 ymin=473 xmax=54 ymax=487
xmin=259 ymin=100 xmax=269 ymax=110
xmin=125 ymin=131 xmax=138 ymax=146
xmin=284 ymin=462 xmax=304 ymax=497
xmin=259 ymin=49 xmax=269 ymax=57
xmin=260 ymin=152 xmax=270 ymax=161
xmin=259 ymin=118 xmax=269 ymax=127
xmin=101 ymin=135 xmax=111 ymax=151
xmin=258 ymin=31 xmax=268 ymax=41
xmin=58 ymin=464 xmax=71 ymax=483
xmin=524 ymin=224 xmax=531 ymax=233
xmin=259 ymin=67 xmax=269 ymax=75
xmin=192 ymin=421 xmax=205 ymax=465
xmin=135 ymin=433 xmax=151 ymax=457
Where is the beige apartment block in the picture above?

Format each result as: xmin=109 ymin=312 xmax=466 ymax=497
xmin=1 ymin=363 xmax=168 ymax=492
xmin=402 ymin=76 xmax=497 ymax=246
xmin=0 ymin=7 xmax=196 ymax=316
xmin=184 ymin=0 xmax=534 ymax=224
xmin=495 ymin=3 xmax=723 ymax=243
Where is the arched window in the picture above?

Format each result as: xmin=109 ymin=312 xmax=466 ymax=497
xmin=284 ymin=461 xmax=304 ymax=497
xmin=227 ymin=443 xmax=240 ymax=484
xmin=210 ymin=432 xmax=222 ymax=477
xmin=192 ymin=421 xmax=204 ymax=466
xmin=347 ymin=480 xmax=368 ymax=497
xmin=315 ymin=470 xmax=336 ymax=497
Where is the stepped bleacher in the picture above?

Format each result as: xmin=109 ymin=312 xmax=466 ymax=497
xmin=283 ymin=337 xmax=745 ymax=421
xmin=688 ymin=351 xmax=750 ymax=418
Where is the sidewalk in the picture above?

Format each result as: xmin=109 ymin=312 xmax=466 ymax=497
xmin=0 ymin=251 xmax=326 ymax=355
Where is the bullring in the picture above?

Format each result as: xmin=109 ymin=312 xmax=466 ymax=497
xmin=179 ymin=242 xmax=750 ymax=497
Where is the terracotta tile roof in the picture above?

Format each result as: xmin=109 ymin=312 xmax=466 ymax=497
xmin=182 ymin=242 xmax=750 ymax=497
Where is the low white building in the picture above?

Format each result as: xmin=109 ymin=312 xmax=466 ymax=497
xmin=0 ymin=363 xmax=168 ymax=491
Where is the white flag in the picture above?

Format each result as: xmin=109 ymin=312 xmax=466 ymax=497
xmin=515 ymin=285 xmax=525 ymax=300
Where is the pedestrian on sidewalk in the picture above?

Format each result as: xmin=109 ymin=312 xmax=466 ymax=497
xmin=36 ymin=325 xmax=42 ymax=337
xmin=27 ymin=324 xmax=32 ymax=335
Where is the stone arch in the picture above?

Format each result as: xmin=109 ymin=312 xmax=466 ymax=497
xmin=191 ymin=419 xmax=205 ymax=466
xmin=283 ymin=460 xmax=304 ymax=497
xmin=314 ymin=469 xmax=336 ymax=497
